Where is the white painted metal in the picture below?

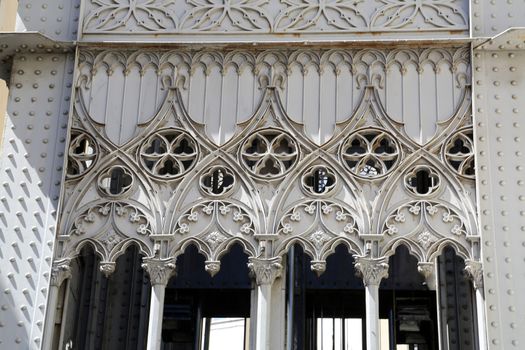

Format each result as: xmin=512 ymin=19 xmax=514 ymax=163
xmin=79 ymin=0 xmax=470 ymax=42
xmin=75 ymin=48 xmax=470 ymax=146
xmin=473 ymin=39 xmax=525 ymax=350
xmin=249 ymin=257 xmax=283 ymax=350
xmin=365 ymin=286 xmax=380 ymax=350
xmin=255 ymin=284 xmax=272 ymax=350
xmin=0 ymin=53 xmax=74 ymax=349
xmin=472 ymin=2 xmax=525 ymax=37
xmin=141 ymin=259 xmax=176 ymax=350
xmin=41 ymin=285 xmax=59 ymax=350
xmin=146 ymin=284 xmax=166 ymax=350
xmin=475 ymin=288 xmax=487 ymax=350
xmin=14 ymin=0 xmax=80 ymax=41
xmin=4 ymin=0 xmax=525 ymax=349
xmin=355 ymin=257 xmax=389 ymax=350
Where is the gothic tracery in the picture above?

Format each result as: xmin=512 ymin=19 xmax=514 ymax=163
xmin=55 ymin=46 xmax=478 ymax=279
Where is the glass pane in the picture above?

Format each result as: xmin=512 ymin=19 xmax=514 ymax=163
xmin=317 ymin=318 xmax=365 ymax=350
xmin=203 ymin=318 xmax=247 ymax=350
xmin=344 ymin=318 xmax=363 ymax=350
xmin=380 ymin=319 xmax=390 ymax=350
xmin=317 ymin=318 xmax=334 ymax=349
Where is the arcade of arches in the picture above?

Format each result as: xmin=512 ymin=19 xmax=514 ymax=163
xmin=45 ymin=46 xmax=485 ymax=350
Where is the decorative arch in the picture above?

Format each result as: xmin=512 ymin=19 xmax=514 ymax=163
xmin=268 ymin=152 xmax=368 ymax=233
xmin=381 ymin=237 xmax=426 ymax=263
xmin=372 ymin=151 xmax=478 ymax=237
xmin=222 ymin=86 xmax=317 ymax=151
xmin=59 ymin=151 xmax=162 ymax=239
xmin=169 ymin=236 xmax=257 ymax=276
xmin=57 ymin=47 xmax=478 ymax=289
xmin=270 ymin=155 xmax=367 ymax=274
xmin=164 ymin=151 xmax=265 ymax=234
xmin=427 ymin=239 xmax=472 ymax=262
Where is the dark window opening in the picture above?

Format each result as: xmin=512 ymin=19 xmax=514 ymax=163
xmin=145 ymin=138 xmax=166 ymax=154
xmin=203 ymin=168 xmax=234 ymax=195
xmin=289 ymin=245 xmax=440 ymax=350
xmin=347 ymin=139 xmax=366 ymax=154
xmin=449 ymin=138 xmax=470 ymax=155
xmin=259 ymin=159 xmax=280 ymax=175
xmin=158 ymin=159 xmax=178 ymax=176
xmin=274 ymin=138 xmax=293 ymax=154
xmin=409 ymin=169 xmax=436 ymax=195
xmin=289 ymin=245 xmax=366 ymax=350
xmin=60 ymin=245 xmax=150 ymax=350
xmin=437 ymin=247 xmax=477 ymax=350
xmin=380 ymin=246 xmax=438 ymax=350
xmin=374 ymin=138 xmax=396 ymax=154
xmin=245 ymin=137 xmax=265 ymax=154
xmin=174 ymin=138 xmax=195 ymax=155
xmin=162 ymin=245 xmax=251 ymax=350
xmin=305 ymin=167 xmax=335 ymax=194
xmin=109 ymin=167 xmax=132 ymax=195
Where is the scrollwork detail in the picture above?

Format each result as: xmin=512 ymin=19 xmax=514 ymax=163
xmin=180 ymin=0 xmax=272 ymax=31
xmin=274 ymin=0 xmax=367 ymax=32
xmin=382 ymin=201 xmax=468 ymax=238
xmin=84 ymin=0 xmax=179 ymax=32
xmin=83 ymin=0 xmax=468 ymax=34
xmin=69 ymin=202 xmax=153 ymax=237
xmin=278 ymin=200 xmax=358 ymax=236
xmin=173 ymin=201 xmax=256 ymax=237
xmin=370 ymin=0 xmax=467 ymax=30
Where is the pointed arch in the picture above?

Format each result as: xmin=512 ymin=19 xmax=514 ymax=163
xmin=380 ymin=237 xmax=426 ymax=263
xmin=108 ymin=238 xmax=153 ymax=263
xmin=65 ymin=238 xmax=106 ymax=262
xmin=372 ymin=150 xmax=478 ymax=238
xmin=168 ymin=236 xmax=257 ymax=276
xmin=74 ymin=82 xmax=179 ymax=150
xmin=321 ymin=85 xmax=417 ymax=151
xmin=164 ymin=151 xmax=265 ymax=235
xmin=427 ymin=239 xmax=472 ymax=262
xmin=60 ymin=152 xmax=162 ymax=238
xmin=268 ymin=151 xmax=369 ymax=234
xmin=222 ymin=86 xmax=317 ymax=151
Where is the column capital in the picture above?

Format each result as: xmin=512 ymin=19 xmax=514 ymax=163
xmin=417 ymin=262 xmax=436 ymax=290
xmin=142 ymin=258 xmax=177 ymax=286
xmin=50 ymin=259 xmax=72 ymax=287
xmin=205 ymin=260 xmax=221 ymax=277
xmin=248 ymin=256 xmax=282 ymax=286
xmin=354 ymin=256 xmax=389 ymax=286
xmin=99 ymin=262 xmax=116 ymax=277
xmin=417 ymin=262 xmax=434 ymax=278
xmin=464 ymin=259 xmax=483 ymax=290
